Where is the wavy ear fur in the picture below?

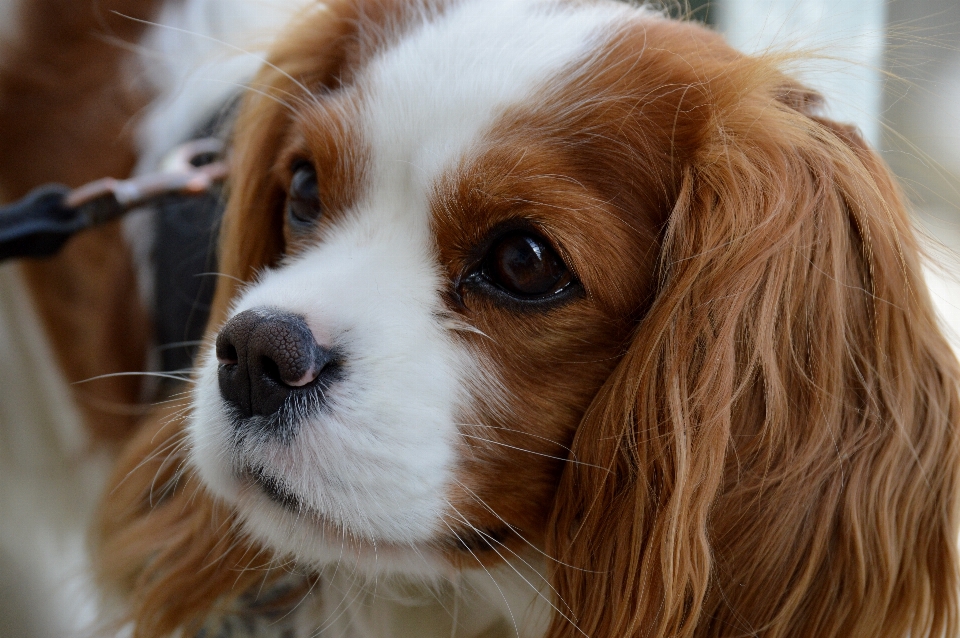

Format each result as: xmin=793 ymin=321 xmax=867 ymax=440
xmin=94 ymin=4 xmax=377 ymax=635
xmin=95 ymin=400 xmax=278 ymax=637
xmin=546 ymin=49 xmax=960 ymax=638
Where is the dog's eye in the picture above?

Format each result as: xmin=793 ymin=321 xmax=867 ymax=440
xmin=286 ymin=162 xmax=322 ymax=227
xmin=480 ymin=232 xmax=573 ymax=299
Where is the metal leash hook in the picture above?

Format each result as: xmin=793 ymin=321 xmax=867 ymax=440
xmin=0 ymin=138 xmax=229 ymax=262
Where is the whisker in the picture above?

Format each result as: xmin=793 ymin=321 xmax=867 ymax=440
xmin=110 ymin=428 xmax=189 ymax=495
xmin=440 ymin=317 xmax=491 ymax=339
xmin=456 ymin=422 xmax=577 ymax=457
xmin=73 ymin=371 xmax=196 ymax=385
xmin=148 ymin=445 xmax=190 ymax=508
xmin=112 ymin=11 xmax=315 ymax=97
xmin=439 ymin=519 xmax=520 ymax=638
xmin=247 ymin=78 xmax=334 ymax=115
xmin=452 ymin=479 xmax=602 ymax=575
xmin=457 ymin=433 xmax=611 ymax=473
xmin=155 ymin=340 xmax=205 ymax=351
xmin=442 ymin=504 xmax=583 ymax=633
xmin=194 ymin=271 xmax=246 ymax=285
xmin=267 ymin=573 xmax=320 ymax=629
xmin=311 ymin=570 xmax=369 ymax=637
xmin=226 ymin=80 xmax=299 ymax=113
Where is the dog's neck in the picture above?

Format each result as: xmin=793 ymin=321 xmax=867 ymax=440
xmin=197 ymin=555 xmax=554 ymax=638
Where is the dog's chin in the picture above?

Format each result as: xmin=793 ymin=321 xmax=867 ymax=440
xmin=242 ymin=463 xmax=310 ymax=512
xmin=193 ymin=452 xmax=434 ymax=572
xmin=193 ymin=454 xmax=515 ymax=581
xmin=223 ymin=469 xmax=457 ymax=579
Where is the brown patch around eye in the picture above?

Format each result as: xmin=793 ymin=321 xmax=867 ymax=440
xmin=274 ymin=91 xmax=369 ymax=253
xmin=429 ymin=59 xmax=679 ymax=562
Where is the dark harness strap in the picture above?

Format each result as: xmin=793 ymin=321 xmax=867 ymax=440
xmin=0 ymin=184 xmax=78 ymax=260
xmin=153 ymin=102 xmax=237 ymax=375
xmin=153 ymin=184 xmax=223 ymax=374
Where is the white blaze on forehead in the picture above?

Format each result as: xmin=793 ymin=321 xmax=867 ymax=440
xmin=359 ymin=0 xmax=633 ymax=197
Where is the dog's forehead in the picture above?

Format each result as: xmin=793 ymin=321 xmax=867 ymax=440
xmin=345 ymin=0 xmax=637 ymax=198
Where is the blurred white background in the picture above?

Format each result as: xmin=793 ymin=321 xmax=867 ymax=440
xmin=701 ymin=0 xmax=960 ymax=345
xmin=695 ymin=0 xmax=960 ymax=238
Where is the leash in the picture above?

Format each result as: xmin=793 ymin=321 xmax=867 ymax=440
xmin=0 ymin=138 xmax=228 ymax=262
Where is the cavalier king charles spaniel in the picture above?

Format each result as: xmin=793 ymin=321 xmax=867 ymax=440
xmin=95 ymin=0 xmax=960 ymax=636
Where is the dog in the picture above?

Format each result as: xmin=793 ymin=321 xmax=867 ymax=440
xmin=5 ymin=0 xmax=960 ymax=636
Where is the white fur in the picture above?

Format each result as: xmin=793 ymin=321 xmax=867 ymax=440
xmin=305 ymin=558 xmax=554 ymax=638
xmin=135 ymin=0 xmax=317 ymax=171
xmin=0 ymin=264 xmax=107 ymax=638
xmin=360 ymin=0 xmax=634 ymax=186
xmin=192 ymin=227 xmax=472 ymax=555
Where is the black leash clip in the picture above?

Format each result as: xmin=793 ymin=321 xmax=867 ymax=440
xmin=0 ymin=138 xmax=228 ymax=262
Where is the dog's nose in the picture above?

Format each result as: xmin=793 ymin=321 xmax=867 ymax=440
xmin=215 ymin=308 xmax=335 ymax=418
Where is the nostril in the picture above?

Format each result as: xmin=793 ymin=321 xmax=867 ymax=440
xmin=259 ymin=355 xmax=283 ymax=386
xmin=286 ymin=365 xmax=321 ymax=388
xmin=217 ymin=342 xmax=239 ymax=366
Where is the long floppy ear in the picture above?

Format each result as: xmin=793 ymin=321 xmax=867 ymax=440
xmin=545 ymin=58 xmax=960 ymax=637
xmin=95 ymin=399 xmax=285 ymax=637
xmin=94 ymin=5 xmax=377 ymax=636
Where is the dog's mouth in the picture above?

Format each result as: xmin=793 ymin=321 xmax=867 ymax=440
xmin=243 ymin=464 xmax=305 ymax=511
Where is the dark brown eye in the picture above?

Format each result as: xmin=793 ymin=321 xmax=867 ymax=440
xmin=482 ymin=232 xmax=572 ymax=298
xmin=286 ymin=162 xmax=321 ymax=227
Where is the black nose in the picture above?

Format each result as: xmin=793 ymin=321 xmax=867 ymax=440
xmin=215 ymin=308 xmax=336 ymax=419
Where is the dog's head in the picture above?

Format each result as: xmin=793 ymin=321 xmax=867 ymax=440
xmin=98 ymin=1 xmax=960 ymax=636
xmin=192 ymin=0 xmax=672 ymax=573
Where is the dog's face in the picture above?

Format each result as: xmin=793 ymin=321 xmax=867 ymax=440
xmin=190 ymin=0 xmax=672 ymax=574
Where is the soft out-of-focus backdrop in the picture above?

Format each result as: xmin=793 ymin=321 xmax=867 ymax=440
xmin=690 ymin=0 xmax=960 ymax=246
xmin=882 ymin=0 xmax=960 ymax=249
xmin=690 ymin=0 xmax=960 ymax=344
